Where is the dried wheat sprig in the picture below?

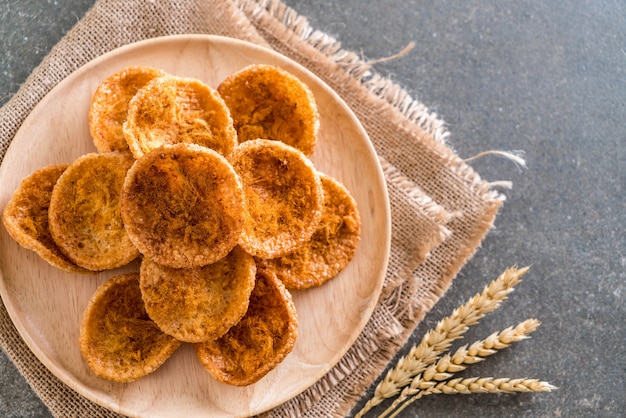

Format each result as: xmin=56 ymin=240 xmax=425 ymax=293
xmin=459 ymin=318 xmax=541 ymax=361
xmin=385 ymin=377 xmax=556 ymax=418
xmin=354 ymin=265 xmax=528 ymax=418
xmin=425 ymin=376 xmax=556 ymax=397
xmin=380 ymin=318 xmax=541 ymax=418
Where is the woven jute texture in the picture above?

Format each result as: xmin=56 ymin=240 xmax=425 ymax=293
xmin=0 ymin=0 xmax=503 ymax=417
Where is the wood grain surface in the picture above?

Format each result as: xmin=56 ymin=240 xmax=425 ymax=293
xmin=0 ymin=35 xmax=390 ymax=417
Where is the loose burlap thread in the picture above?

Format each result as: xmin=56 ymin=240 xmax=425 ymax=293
xmin=0 ymin=1 xmax=503 ymax=417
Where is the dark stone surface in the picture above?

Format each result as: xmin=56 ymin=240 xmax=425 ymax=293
xmin=1 ymin=1 xmax=624 ymax=417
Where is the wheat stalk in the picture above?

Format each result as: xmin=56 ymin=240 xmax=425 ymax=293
xmin=383 ymin=377 xmax=556 ymax=418
xmin=353 ymin=265 xmax=528 ymax=418
xmin=380 ymin=318 xmax=541 ymax=418
xmin=413 ymin=376 xmax=556 ymax=398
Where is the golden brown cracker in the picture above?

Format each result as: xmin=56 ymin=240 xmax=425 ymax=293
xmin=121 ymin=143 xmax=245 ymax=268
xmin=217 ymin=64 xmax=319 ymax=156
xmin=89 ymin=66 xmax=167 ymax=153
xmin=2 ymin=164 xmax=90 ymax=273
xmin=48 ymin=152 xmax=139 ymax=271
xmin=79 ymin=273 xmax=181 ymax=382
xmin=195 ymin=267 xmax=298 ymax=386
xmin=123 ymin=75 xmax=237 ymax=159
xmin=139 ymin=247 xmax=256 ymax=343
xmin=257 ymin=173 xmax=361 ymax=289
xmin=230 ymin=139 xmax=323 ymax=259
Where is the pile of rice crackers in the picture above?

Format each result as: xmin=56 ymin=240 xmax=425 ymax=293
xmin=2 ymin=64 xmax=361 ymax=386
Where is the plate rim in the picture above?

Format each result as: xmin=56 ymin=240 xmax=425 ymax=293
xmin=0 ymin=34 xmax=391 ymax=417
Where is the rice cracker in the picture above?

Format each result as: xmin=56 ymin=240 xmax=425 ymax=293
xmin=231 ymin=139 xmax=323 ymax=259
xmin=89 ymin=66 xmax=167 ymax=153
xmin=48 ymin=152 xmax=139 ymax=271
xmin=121 ymin=143 xmax=245 ymax=268
xmin=257 ymin=173 xmax=361 ymax=289
xmin=123 ymin=75 xmax=237 ymax=159
xmin=217 ymin=64 xmax=319 ymax=156
xmin=195 ymin=267 xmax=298 ymax=386
xmin=2 ymin=164 xmax=89 ymax=273
xmin=139 ymin=247 xmax=256 ymax=343
xmin=79 ymin=273 xmax=181 ymax=382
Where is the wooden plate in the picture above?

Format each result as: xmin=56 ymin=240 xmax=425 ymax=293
xmin=0 ymin=35 xmax=390 ymax=417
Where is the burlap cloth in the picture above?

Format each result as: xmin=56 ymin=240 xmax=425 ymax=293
xmin=0 ymin=0 xmax=504 ymax=417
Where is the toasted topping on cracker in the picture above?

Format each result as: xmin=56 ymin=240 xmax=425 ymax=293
xmin=231 ymin=139 xmax=323 ymax=259
xmin=89 ymin=66 xmax=168 ymax=153
xmin=48 ymin=152 xmax=139 ymax=271
xmin=79 ymin=273 xmax=181 ymax=382
xmin=123 ymin=75 xmax=237 ymax=159
xmin=195 ymin=267 xmax=298 ymax=386
xmin=217 ymin=64 xmax=319 ymax=156
xmin=257 ymin=173 xmax=361 ymax=289
xmin=121 ymin=143 xmax=245 ymax=268
xmin=139 ymin=247 xmax=256 ymax=343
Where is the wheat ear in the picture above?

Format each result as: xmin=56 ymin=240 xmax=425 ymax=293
xmin=354 ymin=265 xmax=528 ymax=418
xmin=411 ymin=376 xmax=557 ymax=398
xmin=383 ymin=377 xmax=556 ymax=418
xmin=381 ymin=318 xmax=541 ymax=418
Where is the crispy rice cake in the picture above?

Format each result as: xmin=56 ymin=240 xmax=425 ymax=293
xmin=257 ymin=173 xmax=361 ymax=289
xmin=2 ymin=164 xmax=89 ymax=273
xmin=48 ymin=152 xmax=139 ymax=271
xmin=230 ymin=139 xmax=323 ymax=259
xmin=195 ymin=267 xmax=298 ymax=386
xmin=89 ymin=66 xmax=167 ymax=153
xmin=121 ymin=143 xmax=245 ymax=269
xmin=79 ymin=273 xmax=181 ymax=382
xmin=217 ymin=64 xmax=319 ymax=156
xmin=123 ymin=75 xmax=237 ymax=159
xmin=139 ymin=247 xmax=256 ymax=343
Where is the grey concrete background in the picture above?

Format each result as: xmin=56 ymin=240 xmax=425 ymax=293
xmin=1 ymin=1 xmax=624 ymax=417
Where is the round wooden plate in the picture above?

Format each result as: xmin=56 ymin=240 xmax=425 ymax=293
xmin=0 ymin=35 xmax=390 ymax=417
